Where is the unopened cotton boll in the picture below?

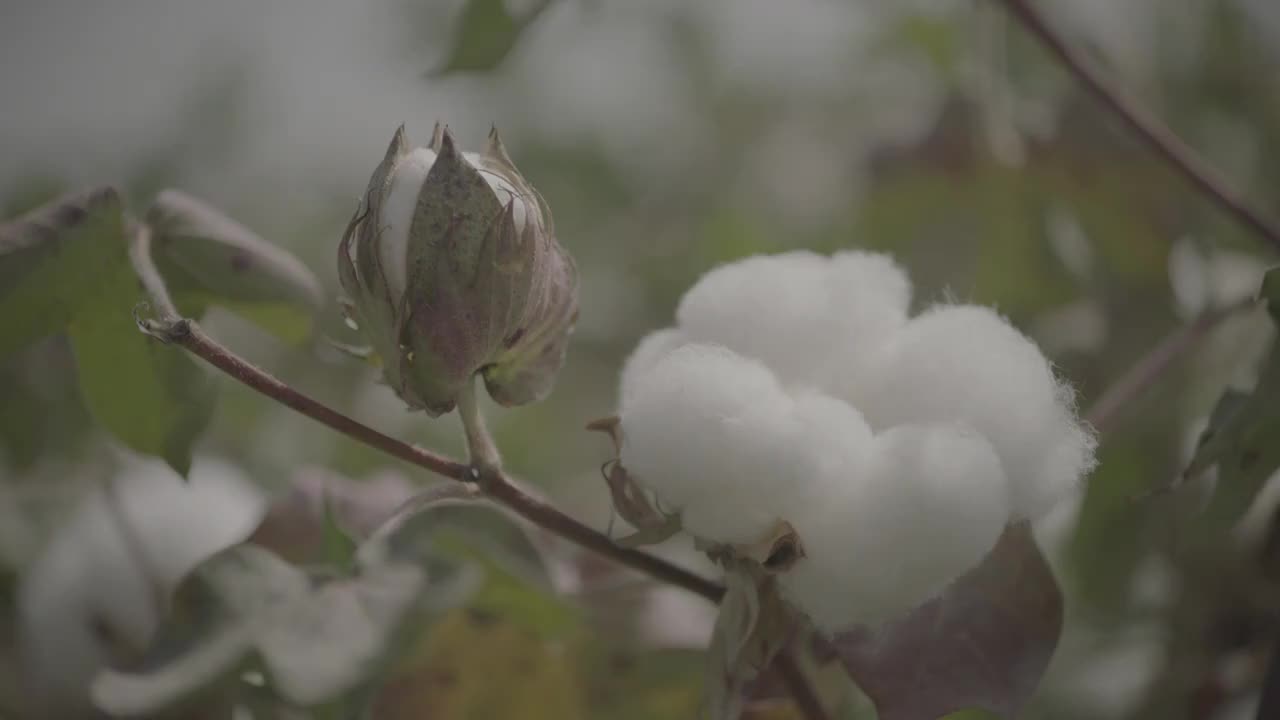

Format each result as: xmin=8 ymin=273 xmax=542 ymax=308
xmin=675 ymin=250 xmax=912 ymax=389
xmin=778 ymin=423 xmax=1010 ymax=631
xmin=847 ymin=305 xmax=1095 ymax=519
xmin=338 ymin=124 xmax=578 ymax=416
xmin=17 ymin=458 xmax=266 ymax=714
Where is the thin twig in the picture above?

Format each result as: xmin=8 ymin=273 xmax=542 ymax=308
xmin=127 ymin=223 xmax=180 ymax=321
xmin=1084 ymin=299 xmax=1257 ymax=435
xmin=773 ymin=649 xmax=830 ymax=720
xmin=998 ymin=0 xmax=1280 ymax=252
xmin=143 ymin=315 xmax=723 ymax=602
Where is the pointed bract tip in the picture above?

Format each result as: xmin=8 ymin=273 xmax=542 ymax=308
xmin=436 ymin=126 xmax=460 ymax=161
xmin=485 ymin=126 xmax=517 ymax=170
xmin=384 ymin=125 xmax=410 ymax=161
xmin=429 ymin=122 xmax=444 ymax=152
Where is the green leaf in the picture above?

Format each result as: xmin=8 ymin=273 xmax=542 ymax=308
xmin=1185 ymin=342 xmax=1280 ymax=533
xmin=68 ymin=264 xmax=217 ymax=477
xmin=433 ymin=0 xmax=554 ymax=76
xmin=371 ymin=488 xmax=553 ymax=591
xmin=0 ymin=187 xmax=125 ymax=356
xmin=1260 ymin=265 xmax=1280 ymax=322
xmin=320 ymin=493 xmax=360 ymax=569
xmin=366 ymin=487 xmax=575 ymax=637
xmin=146 ymin=190 xmax=324 ymax=343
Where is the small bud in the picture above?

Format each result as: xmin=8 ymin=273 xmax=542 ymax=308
xmin=338 ymin=125 xmax=578 ymax=415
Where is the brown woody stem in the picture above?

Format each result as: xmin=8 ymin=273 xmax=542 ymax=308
xmin=999 ymin=0 xmax=1280 ymax=252
xmin=1084 ymin=299 xmax=1258 ymax=436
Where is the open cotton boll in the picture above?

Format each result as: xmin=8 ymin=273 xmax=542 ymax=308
xmin=675 ymin=251 xmax=912 ymax=388
xmin=779 ymin=422 xmax=1010 ymax=631
xmin=618 ymin=328 xmax=688 ymax=411
xmin=846 ymin=305 xmax=1095 ymax=519
xmin=619 ymin=343 xmax=869 ymax=545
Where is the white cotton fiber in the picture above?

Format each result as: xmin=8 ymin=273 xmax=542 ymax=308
xmin=614 ymin=250 xmax=1095 ymax=631
xmin=380 ymin=147 xmax=437 ymax=299
xmin=675 ymin=251 xmax=911 ymax=390
xmin=619 ymin=343 xmax=874 ymax=545
xmin=846 ymin=305 xmax=1096 ymax=519
xmin=618 ymin=328 xmax=688 ymax=411
xmin=778 ymin=423 xmax=1010 ymax=631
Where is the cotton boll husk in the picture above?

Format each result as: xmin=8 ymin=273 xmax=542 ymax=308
xmin=846 ymin=305 xmax=1095 ymax=519
xmin=675 ymin=251 xmax=912 ymax=389
xmin=17 ymin=457 xmax=266 ymax=713
xmin=779 ymin=423 xmax=1010 ymax=631
xmin=620 ymin=343 xmax=874 ymax=545
xmin=618 ymin=328 xmax=688 ymax=411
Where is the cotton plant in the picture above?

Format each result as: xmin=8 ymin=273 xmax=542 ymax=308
xmin=595 ymin=250 xmax=1097 ymax=714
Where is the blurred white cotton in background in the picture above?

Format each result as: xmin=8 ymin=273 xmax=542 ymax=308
xmin=17 ymin=457 xmax=266 ymax=714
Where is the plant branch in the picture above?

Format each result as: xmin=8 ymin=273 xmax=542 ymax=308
xmin=998 ymin=0 xmax=1280 ymax=252
xmin=135 ymin=312 xmax=723 ymax=601
xmin=1084 ymin=299 xmax=1257 ymax=435
xmin=773 ymin=649 xmax=830 ymax=720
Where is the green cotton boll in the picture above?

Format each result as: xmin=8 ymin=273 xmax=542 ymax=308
xmin=338 ymin=124 xmax=578 ymax=416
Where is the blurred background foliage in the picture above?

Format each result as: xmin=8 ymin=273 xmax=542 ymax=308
xmin=2 ymin=0 xmax=1280 ymax=717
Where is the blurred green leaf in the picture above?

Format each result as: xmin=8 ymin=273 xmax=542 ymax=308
xmin=320 ymin=494 xmax=360 ymax=569
xmin=372 ymin=608 xmax=587 ymax=720
xmin=68 ymin=261 xmax=217 ymax=478
xmin=0 ymin=187 xmax=126 ymax=356
xmin=581 ymin=647 xmax=704 ymax=720
xmin=1185 ymin=341 xmax=1280 ymax=533
xmin=147 ymin=189 xmax=324 ymax=344
xmin=433 ymin=0 xmax=554 ymax=76
xmin=372 ymin=489 xmax=554 ymax=592
xmin=368 ymin=488 xmax=575 ymax=638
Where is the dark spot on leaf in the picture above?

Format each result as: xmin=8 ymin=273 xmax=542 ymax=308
xmin=1241 ymin=449 xmax=1262 ymax=470
xmin=503 ymin=327 xmax=525 ymax=348
xmin=466 ymin=607 xmax=500 ymax=628
xmin=230 ymin=251 xmax=251 ymax=272
xmin=608 ymin=652 xmax=636 ymax=672
xmin=427 ymin=668 xmax=459 ymax=688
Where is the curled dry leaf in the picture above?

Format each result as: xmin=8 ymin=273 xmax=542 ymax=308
xmin=828 ymin=523 xmax=1062 ymax=720
xmin=706 ymin=566 xmax=797 ymax=720
xmin=146 ymin=189 xmax=324 ymax=343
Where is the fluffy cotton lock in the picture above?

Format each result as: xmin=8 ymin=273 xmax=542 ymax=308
xmin=673 ymin=250 xmax=912 ymax=390
xmin=844 ymin=305 xmax=1096 ymax=518
xmin=775 ymin=423 xmax=1009 ymax=628
xmin=620 ymin=343 xmax=872 ymax=545
xmin=616 ymin=250 xmax=1096 ymax=632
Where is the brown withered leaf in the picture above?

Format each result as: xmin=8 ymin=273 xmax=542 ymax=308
xmin=830 ymin=523 xmax=1062 ymax=720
